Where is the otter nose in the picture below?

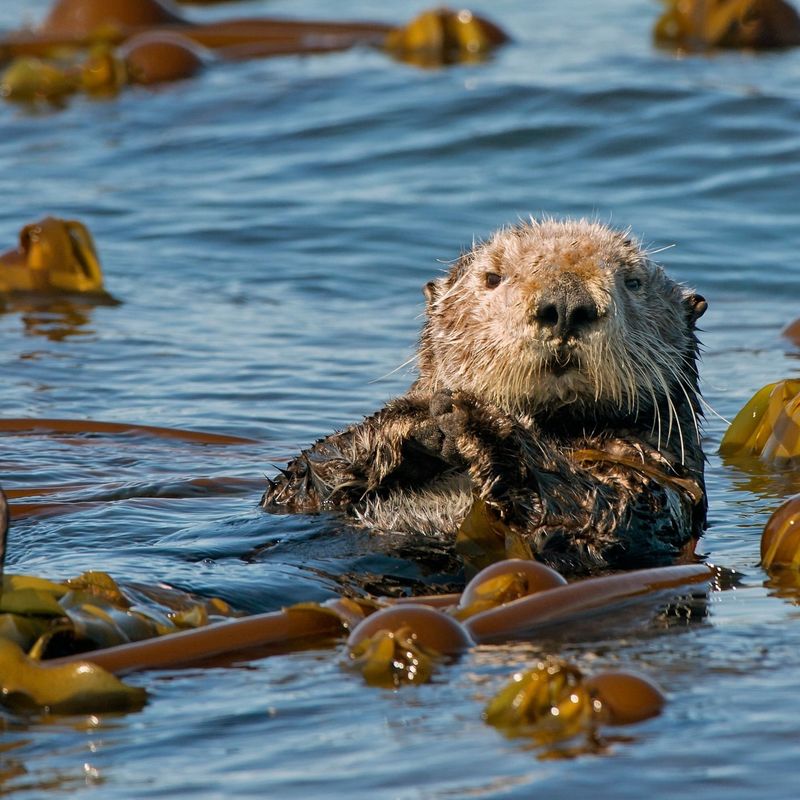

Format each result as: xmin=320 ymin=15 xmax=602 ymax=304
xmin=533 ymin=289 xmax=599 ymax=338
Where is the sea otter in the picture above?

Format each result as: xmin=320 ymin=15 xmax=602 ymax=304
xmin=262 ymin=219 xmax=708 ymax=574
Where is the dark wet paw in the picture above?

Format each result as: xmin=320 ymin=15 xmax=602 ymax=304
xmin=429 ymin=388 xmax=455 ymax=418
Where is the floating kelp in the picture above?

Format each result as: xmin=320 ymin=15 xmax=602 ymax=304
xmin=760 ymin=494 xmax=800 ymax=569
xmin=50 ymin=600 xmax=360 ymax=675
xmin=0 ymin=568 xmax=239 ymax=658
xmin=2 ymin=34 xmax=207 ymax=102
xmin=42 ymin=562 xmax=714 ymax=681
xmin=0 ymin=2 xmax=509 ymax=105
xmin=0 ymin=417 xmax=257 ymax=444
xmin=584 ymin=671 xmax=667 ymax=725
xmin=0 ymin=638 xmax=147 ymax=714
xmin=2 ymin=421 xmax=260 ymax=523
xmin=0 ymin=480 xmax=710 ymax=722
xmin=384 ymin=8 xmax=509 ymax=67
xmin=654 ymin=0 xmax=800 ymax=51
xmin=347 ymin=604 xmax=474 ymax=687
xmin=484 ymin=658 xmax=665 ymax=747
xmin=485 ymin=659 xmax=593 ymax=744
xmin=0 ymin=217 xmax=113 ymax=301
xmin=464 ymin=564 xmax=714 ymax=643
xmin=453 ymin=558 xmax=567 ymax=620
xmin=719 ymin=379 xmax=800 ymax=461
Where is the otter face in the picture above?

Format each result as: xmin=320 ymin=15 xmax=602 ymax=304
xmin=419 ymin=219 xmax=705 ymax=426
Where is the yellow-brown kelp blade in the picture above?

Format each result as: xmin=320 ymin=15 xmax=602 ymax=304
xmin=465 ymin=564 xmax=714 ymax=643
xmin=484 ymin=659 xmax=592 ymax=743
xmin=347 ymin=604 xmax=473 ymax=686
xmin=0 ymin=565 xmax=240 ymax=657
xmin=484 ymin=659 xmax=665 ymax=743
xmin=0 ymin=217 xmax=109 ymax=296
xmin=453 ymin=558 xmax=567 ymax=620
xmin=761 ymin=494 xmax=800 ymax=569
xmin=0 ymin=57 xmax=78 ymax=104
xmin=455 ymin=498 xmax=534 ymax=576
xmin=719 ymin=379 xmax=800 ymax=460
xmin=654 ymin=0 xmax=800 ymax=50
xmin=0 ymin=638 xmax=146 ymax=714
xmin=385 ymin=8 xmax=508 ymax=66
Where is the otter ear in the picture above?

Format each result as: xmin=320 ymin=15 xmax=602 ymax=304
xmin=423 ymin=280 xmax=438 ymax=307
xmin=685 ymin=292 xmax=708 ymax=324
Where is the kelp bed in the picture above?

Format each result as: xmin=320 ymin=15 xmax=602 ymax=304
xmin=4 ymin=380 xmax=800 ymax=751
xmin=1 ymin=462 xmax=714 ymax=749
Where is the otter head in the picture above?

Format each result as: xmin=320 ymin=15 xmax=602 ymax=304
xmin=416 ymin=218 xmax=706 ymax=430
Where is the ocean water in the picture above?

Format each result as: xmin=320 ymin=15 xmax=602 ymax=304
xmin=2 ymin=0 xmax=800 ymax=797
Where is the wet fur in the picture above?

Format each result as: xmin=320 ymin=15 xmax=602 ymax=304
xmin=262 ymin=219 xmax=707 ymax=574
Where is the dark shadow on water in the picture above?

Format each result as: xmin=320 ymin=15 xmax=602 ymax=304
xmin=156 ymin=510 xmax=465 ymax=613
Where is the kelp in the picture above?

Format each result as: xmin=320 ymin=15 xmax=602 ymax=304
xmin=0 ymin=217 xmax=113 ymax=300
xmin=484 ymin=657 xmax=665 ymax=747
xmin=719 ymin=379 xmax=800 ymax=461
xmin=384 ymin=8 xmax=509 ymax=67
xmin=50 ymin=600 xmax=366 ymax=675
xmin=0 ymin=417 xmax=257 ymax=445
xmin=455 ymin=498 xmax=534 ymax=576
xmin=1 ymin=36 xmax=204 ymax=103
xmin=760 ymin=494 xmax=800 ymax=570
xmin=347 ymin=604 xmax=473 ymax=687
xmin=0 ymin=477 xmax=707 ymax=725
xmin=452 ymin=558 xmax=567 ymax=621
xmin=654 ymin=0 xmax=800 ymax=51
xmin=0 ymin=566 xmax=236 ymax=712
xmin=66 ymin=564 xmax=711 ymax=694
xmin=0 ymin=3 xmax=509 ymax=105
xmin=0 ymin=490 xmax=148 ymax=711
xmin=464 ymin=563 xmax=714 ymax=643
xmin=0 ymin=638 xmax=147 ymax=714
xmin=0 ymin=569 xmax=239 ymax=659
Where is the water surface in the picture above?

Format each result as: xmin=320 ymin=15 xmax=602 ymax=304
xmin=2 ymin=0 xmax=800 ymax=797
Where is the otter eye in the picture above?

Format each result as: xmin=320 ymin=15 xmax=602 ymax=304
xmin=485 ymin=272 xmax=503 ymax=289
xmin=625 ymin=277 xmax=641 ymax=291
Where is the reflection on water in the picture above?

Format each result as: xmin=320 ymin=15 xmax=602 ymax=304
xmin=719 ymin=455 xmax=800 ymax=503
xmin=15 ymin=300 xmax=97 ymax=342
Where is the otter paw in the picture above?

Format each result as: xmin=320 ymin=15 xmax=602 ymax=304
xmin=430 ymin=390 xmax=479 ymax=435
xmin=429 ymin=388 xmax=455 ymax=418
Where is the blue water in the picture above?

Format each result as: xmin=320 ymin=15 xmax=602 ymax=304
xmin=2 ymin=0 xmax=800 ymax=797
